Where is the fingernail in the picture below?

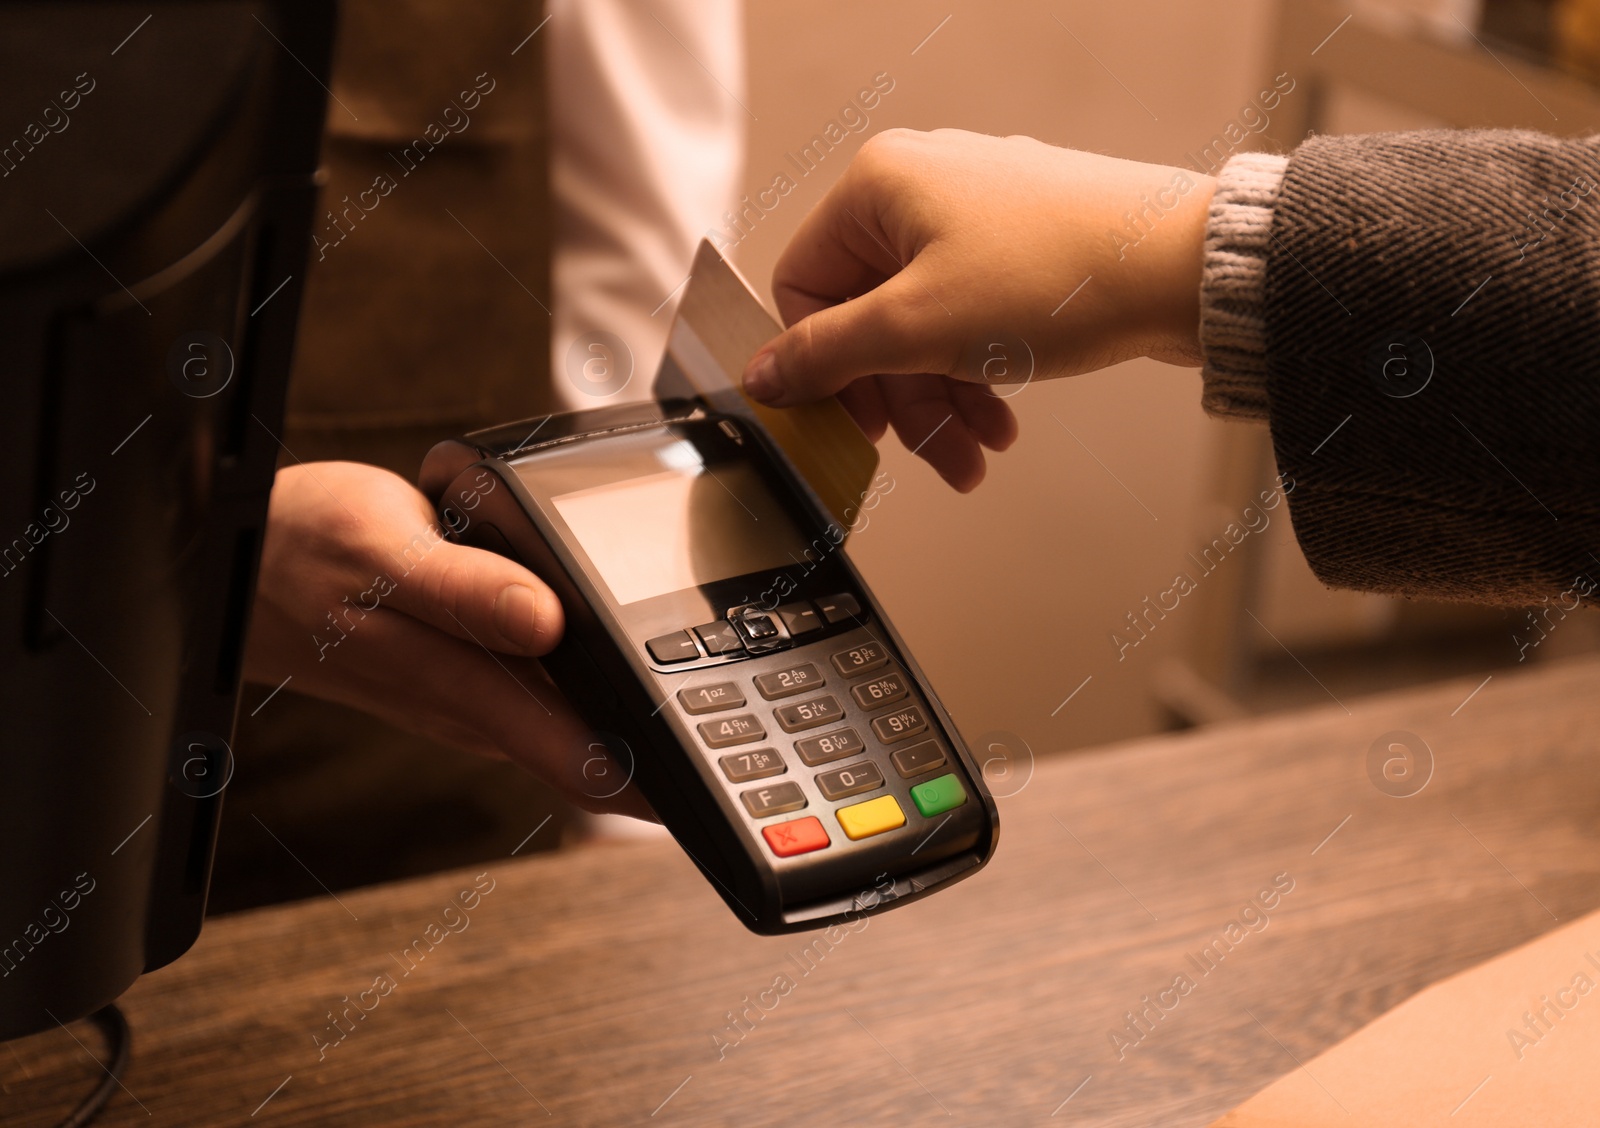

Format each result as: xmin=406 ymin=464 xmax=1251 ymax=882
xmin=493 ymin=584 xmax=541 ymax=651
xmin=743 ymin=350 xmax=780 ymax=403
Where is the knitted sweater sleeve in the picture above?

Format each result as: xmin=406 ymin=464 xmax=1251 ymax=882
xmin=1198 ymin=130 xmax=1600 ymax=607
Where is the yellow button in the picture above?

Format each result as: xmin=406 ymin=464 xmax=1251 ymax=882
xmin=835 ymin=795 xmax=906 ymax=841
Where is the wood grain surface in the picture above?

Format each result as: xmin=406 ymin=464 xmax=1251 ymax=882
xmin=6 ymin=656 xmax=1599 ymax=1126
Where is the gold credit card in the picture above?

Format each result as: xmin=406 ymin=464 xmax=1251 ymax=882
xmin=654 ymin=239 xmax=879 ymax=537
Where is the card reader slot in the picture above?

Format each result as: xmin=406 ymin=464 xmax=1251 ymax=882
xmin=777 ymin=849 xmax=988 ymax=928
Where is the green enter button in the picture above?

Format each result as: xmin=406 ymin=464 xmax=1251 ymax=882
xmin=909 ymin=773 xmax=968 ymax=817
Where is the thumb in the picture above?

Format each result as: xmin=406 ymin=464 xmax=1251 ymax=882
xmin=741 ymin=274 xmax=952 ymax=407
xmin=382 ymin=531 xmax=566 ymax=657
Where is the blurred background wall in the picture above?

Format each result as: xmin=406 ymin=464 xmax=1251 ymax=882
xmin=729 ymin=0 xmax=1600 ymax=764
xmin=209 ymin=0 xmax=1600 ymax=912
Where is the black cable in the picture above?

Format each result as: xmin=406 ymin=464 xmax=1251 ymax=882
xmin=56 ymin=1003 xmax=130 ymax=1128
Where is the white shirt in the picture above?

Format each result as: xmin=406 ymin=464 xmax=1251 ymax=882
xmin=547 ymin=0 xmax=745 ymax=408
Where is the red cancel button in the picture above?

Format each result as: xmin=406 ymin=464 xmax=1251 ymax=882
xmin=762 ymin=815 xmax=830 ymax=858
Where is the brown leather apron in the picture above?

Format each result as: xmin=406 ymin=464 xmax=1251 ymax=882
xmin=284 ymin=0 xmax=553 ymax=476
xmin=218 ymin=1 xmax=566 ymax=914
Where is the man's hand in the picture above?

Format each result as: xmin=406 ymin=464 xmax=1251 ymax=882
xmin=741 ymin=129 xmax=1216 ymax=491
xmin=244 ymin=461 xmax=651 ymax=818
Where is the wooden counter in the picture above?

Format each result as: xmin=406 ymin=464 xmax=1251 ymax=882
xmin=6 ymin=657 xmax=1599 ymax=1126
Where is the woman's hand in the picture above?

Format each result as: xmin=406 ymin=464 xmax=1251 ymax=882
xmin=742 ymin=128 xmax=1215 ymax=491
xmin=244 ymin=461 xmax=651 ymax=818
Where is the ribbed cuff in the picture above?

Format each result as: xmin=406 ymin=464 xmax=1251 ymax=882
xmin=1199 ymin=152 xmax=1288 ymax=422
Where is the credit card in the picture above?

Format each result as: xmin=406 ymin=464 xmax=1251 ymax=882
xmin=653 ymin=239 xmax=879 ymax=538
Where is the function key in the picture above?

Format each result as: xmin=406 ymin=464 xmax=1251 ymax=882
xmin=754 ymin=662 xmax=825 ymax=700
xmin=762 ymin=815 xmax=830 ymax=858
xmin=697 ymin=713 xmax=766 ymax=749
xmin=720 ymin=747 xmax=786 ymax=783
xmin=647 ymin=631 xmax=700 ymax=664
xmin=678 ymin=682 xmax=745 ymax=715
xmin=736 ymin=612 xmax=779 ymax=642
xmin=909 ymin=772 xmax=969 ymax=818
xmin=830 ymin=641 xmax=888 ymax=678
xmin=891 ymin=740 xmax=947 ymax=778
xmin=794 ymin=726 xmax=866 ymax=766
xmin=816 ymin=593 xmax=862 ymax=625
xmin=694 ymin=621 xmax=742 ymax=655
xmin=774 ymin=694 xmax=845 ymax=733
xmin=851 ymin=669 xmax=909 ymax=709
xmin=871 ymin=705 xmax=928 ymax=744
xmin=815 ymin=760 xmax=885 ymax=801
xmin=741 ymin=780 xmax=807 ymax=819
xmin=836 ymin=795 xmax=905 ymax=841
xmin=776 ymin=602 xmax=824 ymax=636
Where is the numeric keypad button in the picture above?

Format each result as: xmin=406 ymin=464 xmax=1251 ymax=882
xmin=830 ymin=641 xmax=888 ymax=677
xmin=774 ymin=694 xmax=845 ymax=733
xmin=754 ymin=663 xmax=825 ymax=700
xmin=678 ymin=682 xmax=745 ymax=715
xmin=851 ymin=670 xmax=908 ymax=709
xmin=697 ymin=714 xmax=766 ymax=748
xmin=719 ymin=748 xmax=785 ymax=783
xmin=815 ymin=761 xmax=885 ymax=801
xmin=794 ymin=726 xmax=867 ymax=766
xmin=870 ymin=705 xmax=928 ymax=744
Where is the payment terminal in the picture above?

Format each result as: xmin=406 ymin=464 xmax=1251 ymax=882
xmin=420 ymin=400 xmax=999 ymax=934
